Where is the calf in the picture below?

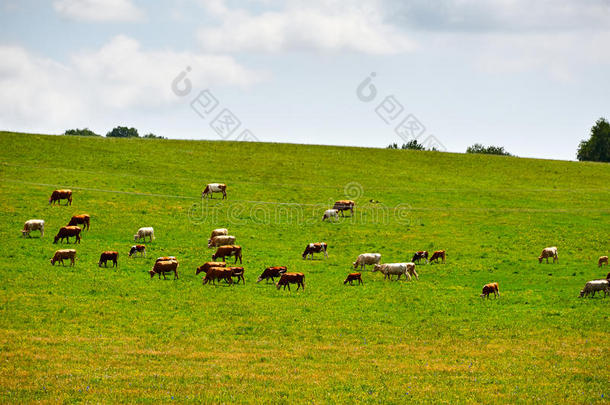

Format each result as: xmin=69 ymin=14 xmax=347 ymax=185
xmin=579 ymin=279 xmax=610 ymax=298
xmin=353 ymin=253 xmax=381 ymax=270
xmin=128 ymin=245 xmax=146 ymax=258
xmin=333 ymin=200 xmax=354 ymax=216
xmin=98 ymin=251 xmax=118 ymax=267
xmin=276 ymin=272 xmax=305 ymax=291
xmin=196 ymin=262 xmax=226 ymax=275
xmin=212 ymin=245 xmax=242 ymax=264
xmin=302 ymin=242 xmax=328 ymax=260
xmin=22 ymin=219 xmax=44 ymax=238
xmin=149 ymin=260 xmax=179 ymax=280
xmin=67 ymin=214 xmax=90 ymax=230
xmin=202 ymin=183 xmax=227 ymax=199
xmin=373 ymin=263 xmax=418 ymax=281
xmin=538 ymin=247 xmax=558 ymax=264
xmin=480 ymin=282 xmax=500 ymax=299
xmin=598 ymin=256 xmax=608 ymax=268
xmin=412 ymin=251 xmax=428 ymax=264
xmin=322 ymin=209 xmax=339 ymax=222
xmin=202 ymin=267 xmax=233 ymax=285
xmin=53 ymin=226 xmax=81 ymax=244
xmin=134 ymin=227 xmax=155 ymax=243
xmin=227 ymin=267 xmax=245 ymax=284
xmin=208 ymin=235 xmax=236 ymax=248
xmin=344 ymin=272 xmax=363 ymax=285
xmin=257 ymin=266 xmax=287 ymax=283
xmin=429 ymin=250 xmax=446 ymax=264
xmin=50 ymin=249 xmax=76 ymax=266
xmin=49 ymin=189 xmax=72 ymax=205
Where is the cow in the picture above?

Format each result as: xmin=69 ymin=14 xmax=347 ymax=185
xmin=50 ymin=249 xmax=76 ymax=266
xmin=212 ymin=245 xmax=242 ymax=264
xmin=598 ymin=256 xmax=609 ymax=268
xmin=149 ymin=260 xmax=179 ymax=280
xmin=67 ymin=214 xmax=90 ymax=230
xmin=302 ymin=242 xmax=328 ymax=260
xmin=480 ymin=282 xmax=500 ymax=299
xmin=208 ymin=235 xmax=236 ymax=248
xmin=412 ymin=251 xmax=429 ymax=264
xmin=49 ymin=189 xmax=72 ymax=206
xmin=21 ymin=219 xmax=44 ymax=238
xmin=257 ymin=266 xmax=287 ymax=283
xmin=373 ymin=263 xmax=418 ymax=281
xmin=333 ymin=200 xmax=355 ymax=216
xmin=276 ymin=272 xmax=305 ymax=291
xmin=322 ymin=209 xmax=339 ymax=222
xmin=429 ymin=250 xmax=446 ymax=264
xmin=155 ymin=256 xmax=177 ymax=263
xmin=128 ymin=245 xmax=146 ymax=258
xmin=202 ymin=183 xmax=227 ymax=199
xmin=353 ymin=253 xmax=381 ymax=270
xmin=344 ymin=272 xmax=363 ymax=285
xmin=202 ymin=267 xmax=233 ymax=285
xmin=134 ymin=227 xmax=155 ymax=243
xmin=53 ymin=226 xmax=81 ymax=244
xmin=98 ymin=251 xmax=118 ymax=267
xmin=579 ymin=279 xmax=610 ymax=298
xmin=538 ymin=247 xmax=558 ymax=264
xmin=209 ymin=228 xmax=228 ymax=242
xmin=227 ymin=267 xmax=245 ymax=284
xmin=196 ymin=262 xmax=226 ymax=275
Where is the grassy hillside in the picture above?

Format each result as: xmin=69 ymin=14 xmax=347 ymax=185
xmin=1 ymin=131 xmax=609 ymax=403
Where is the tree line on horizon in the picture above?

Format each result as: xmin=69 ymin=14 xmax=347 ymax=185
xmin=64 ymin=126 xmax=165 ymax=139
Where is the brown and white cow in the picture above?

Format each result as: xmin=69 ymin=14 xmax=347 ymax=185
xmin=67 ymin=214 xmax=90 ymax=230
xmin=302 ymin=242 xmax=328 ymax=260
xmin=98 ymin=251 xmax=118 ymax=267
xmin=333 ymin=200 xmax=355 ymax=216
xmin=155 ymin=256 xmax=177 ymax=263
xmin=344 ymin=272 xmax=363 ymax=285
xmin=53 ymin=226 xmax=81 ymax=244
xmin=149 ymin=260 xmax=179 ymax=280
xmin=257 ymin=266 xmax=287 ymax=283
xmin=49 ymin=189 xmax=72 ymax=205
xmin=538 ymin=247 xmax=558 ymax=264
xmin=227 ymin=267 xmax=245 ymax=284
xmin=212 ymin=245 xmax=242 ymax=264
xmin=196 ymin=262 xmax=226 ymax=275
xmin=202 ymin=267 xmax=233 ymax=285
xmin=373 ymin=263 xmax=418 ymax=281
xmin=209 ymin=228 xmax=228 ymax=242
xmin=480 ymin=282 xmax=499 ymax=299
xmin=208 ymin=235 xmax=236 ymax=248
xmin=412 ymin=251 xmax=429 ymax=264
xmin=598 ymin=256 xmax=608 ymax=268
xmin=202 ymin=183 xmax=227 ymax=199
xmin=276 ymin=272 xmax=305 ymax=291
xmin=129 ymin=245 xmax=146 ymax=258
xmin=429 ymin=250 xmax=446 ymax=264
xmin=50 ymin=249 xmax=76 ymax=266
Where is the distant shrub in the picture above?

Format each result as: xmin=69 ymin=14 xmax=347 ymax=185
xmin=63 ymin=128 xmax=100 ymax=137
xmin=466 ymin=143 xmax=512 ymax=156
xmin=142 ymin=133 xmax=166 ymax=139
xmin=387 ymin=140 xmax=427 ymax=151
xmin=106 ymin=126 xmax=139 ymax=138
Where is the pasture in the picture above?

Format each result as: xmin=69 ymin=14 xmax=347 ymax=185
xmin=0 ymin=131 xmax=609 ymax=403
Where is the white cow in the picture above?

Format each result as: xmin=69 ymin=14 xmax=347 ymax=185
xmin=209 ymin=228 xmax=228 ymax=242
xmin=22 ymin=219 xmax=44 ymax=238
xmin=322 ymin=209 xmax=339 ymax=222
xmin=579 ymin=279 xmax=610 ymax=298
xmin=373 ymin=263 xmax=418 ymax=281
xmin=208 ymin=235 xmax=236 ymax=248
xmin=134 ymin=227 xmax=155 ymax=242
xmin=202 ymin=183 xmax=227 ymax=199
xmin=539 ymin=247 xmax=559 ymax=263
xmin=353 ymin=253 xmax=381 ymax=270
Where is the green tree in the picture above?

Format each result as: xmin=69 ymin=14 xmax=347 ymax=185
xmin=466 ymin=143 xmax=511 ymax=156
xmin=577 ymin=118 xmax=610 ymax=162
xmin=106 ymin=126 xmax=139 ymax=138
xmin=142 ymin=133 xmax=166 ymax=139
xmin=64 ymin=128 xmax=100 ymax=137
xmin=387 ymin=140 xmax=427 ymax=150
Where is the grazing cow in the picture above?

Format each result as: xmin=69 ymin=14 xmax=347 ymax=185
xmin=333 ymin=200 xmax=355 ymax=216
xmin=598 ymin=256 xmax=608 ymax=268
xmin=412 ymin=251 xmax=429 ymax=264
xmin=227 ymin=267 xmax=245 ymax=284
xmin=302 ymin=242 xmax=328 ymax=260
xmin=128 ymin=245 xmax=146 ymax=258
xmin=53 ymin=226 xmax=81 ymax=244
xmin=373 ymin=263 xmax=418 ymax=281
xmin=480 ymin=282 xmax=500 ymax=299
xmin=257 ymin=266 xmax=287 ymax=283
xmin=322 ymin=209 xmax=339 ymax=222
xmin=50 ymin=249 xmax=76 ymax=266
xmin=209 ymin=228 xmax=228 ymax=242
xmin=208 ymin=235 xmax=236 ymax=248
xmin=49 ymin=189 xmax=72 ymax=206
xmin=196 ymin=262 xmax=226 ymax=275
xmin=155 ymin=256 xmax=177 ymax=263
xmin=98 ymin=251 xmax=118 ymax=267
xmin=579 ymin=279 xmax=610 ymax=298
xmin=429 ymin=250 xmax=446 ymax=264
xmin=67 ymin=214 xmax=90 ymax=230
xmin=276 ymin=272 xmax=305 ymax=291
xmin=202 ymin=267 xmax=233 ymax=285
xmin=149 ymin=260 xmax=179 ymax=280
xmin=538 ymin=247 xmax=558 ymax=264
xmin=202 ymin=183 xmax=227 ymax=199
xmin=212 ymin=245 xmax=243 ymax=264
xmin=344 ymin=272 xmax=363 ymax=285
xmin=134 ymin=227 xmax=155 ymax=243
xmin=353 ymin=253 xmax=381 ymax=270
xmin=22 ymin=219 xmax=44 ymax=238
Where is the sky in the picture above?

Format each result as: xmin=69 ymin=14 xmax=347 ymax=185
xmin=1 ymin=0 xmax=609 ymax=160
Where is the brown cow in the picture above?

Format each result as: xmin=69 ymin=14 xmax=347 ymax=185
xmin=49 ymin=189 xmax=72 ymax=205
xmin=276 ymin=272 xmax=305 ymax=291
xmin=202 ymin=267 xmax=233 ymax=285
xmin=429 ymin=250 xmax=446 ymax=264
xmin=202 ymin=183 xmax=227 ymax=199
xmin=333 ymin=200 xmax=355 ymax=216
xmin=480 ymin=282 xmax=500 ymax=299
xmin=227 ymin=267 xmax=245 ymax=284
xmin=149 ymin=260 xmax=179 ymax=280
xmin=196 ymin=262 xmax=226 ymax=275
xmin=53 ymin=226 xmax=81 ymax=244
xmin=98 ymin=251 xmax=118 ymax=267
xmin=68 ymin=214 xmax=90 ymax=230
xmin=257 ymin=266 xmax=287 ymax=283
xmin=129 ymin=245 xmax=146 ymax=258
xmin=50 ymin=249 xmax=76 ymax=266
xmin=212 ymin=245 xmax=242 ymax=264
xmin=598 ymin=256 xmax=609 ymax=268
xmin=344 ymin=272 xmax=363 ymax=285
xmin=302 ymin=242 xmax=328 ymax=260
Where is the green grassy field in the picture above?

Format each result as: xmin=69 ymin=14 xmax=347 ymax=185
xmin=1 ymin=131 xmax=609 ymax=403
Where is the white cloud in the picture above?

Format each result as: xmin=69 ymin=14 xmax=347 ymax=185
xmin=53 ymin=0 xmax=145 ymax=22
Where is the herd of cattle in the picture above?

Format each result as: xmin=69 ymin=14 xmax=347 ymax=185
xmin=20 ymin=188 xmax=610 ymax=297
